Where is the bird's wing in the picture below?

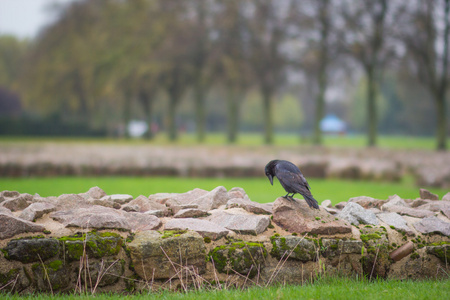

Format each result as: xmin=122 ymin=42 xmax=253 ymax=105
xmin=275 ymin=164 xmax=311 ymax=194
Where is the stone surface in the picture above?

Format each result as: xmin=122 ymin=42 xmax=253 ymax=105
xmin=348 ymin=196 xmax=384 ymax=209
xmin=4 ymin=238 xmax=60 ymax=263
xmin=160 ymin=188 xmax=208 ymax=206
xmin=123 ymin=195 xmax=167 ymax=214
xmin=0 ymin=213 xmax=45 ymax=239
xmin=377 ymin=212 xmax=414 ymax=235
xmin=165 ymin=218 xmax=229 ymax=240
xmin=1 ymin=194 xmax=31 ymax=212
xmin=389 ymin=241 xmax=414 ymax=262
xmin=56 ymin=193 xmax=90 ymax=209
xmin=128 ymin=230 xmax=206 ymax=280
xmin=32 ymin=260 xmax=70 ymax=291
xmin=81 ymin=259 xmax=125 ymax=288
xmin=208 ymin=211 xmax=270 ymax=235
xmin=86 ymin=186 xmax=107 ymax=199
xmin=337 ymin=202 xmax=379 ymax=226
xmin=413 ymin=216 xmax=450 ymax=236
xmin=419 ymin=188 xmax=439 ymax=200
xmin=381 ymin=205 xmax=435 ymax=218
xmin=442 ymin=192 xmax=450 ymax=201
xmin=410 ymin=199 xmax=430 ymax=208
xmin=226 ymin=198 xmax=272 ymax=214
xmin=272 ymin=197 xmax=351 ymax=235
xmin=335 ymin=202 xmax=347 ymax=209
xmin=110 ymin=194 xmax=133 ymax=204
xmin=270 ymin=235 xmax=317 ymax=262
xmin=321 ymin=199 xmax=332 ymax=208
xmin=125 ymin=212 xmax=162 ymax=231
xmin=427 ymin=244 xmax=450 ymax=263
xmin=19 ymin=202 xmax=57 ymax=222
xmin=381 ymin=195 xmax=409 ymax=211
xmin=173 ymin=208 xmax=209 ymax=218
xmin=209 ymin=241 xmax=267 ymax=277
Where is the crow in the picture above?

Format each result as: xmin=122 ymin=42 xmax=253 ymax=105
xmin=265 ymin=159 xmax=319 ymax=209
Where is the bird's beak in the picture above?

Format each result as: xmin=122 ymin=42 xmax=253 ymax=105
xmin=267 ymin=174 xmax=273 ymax=185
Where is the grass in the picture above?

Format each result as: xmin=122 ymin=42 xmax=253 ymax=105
xmin=0 ymin=176 xmax=447 ymax=205
xmin=2 ymin=277 xmax=449 ymax=299
xmin=0 ymin=133 xmax=439 ymax=150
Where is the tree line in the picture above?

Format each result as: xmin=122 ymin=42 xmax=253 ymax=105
xmin=0 ymin=0 xmax=449 ymax=150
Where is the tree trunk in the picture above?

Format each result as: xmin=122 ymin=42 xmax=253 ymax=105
xmin=262 ymin=89 xmax=274 ymax=145
xmin=367 ymin=68 xmax=377 ymax=147
xmin=122 ymin=92 xmax=132 ymax=139
xmin=194 ymin=83 xmax=206 ymax=143
xmin=313 ymin=69 xmax=326 ymax=145
xmin=227 ymin=89 xmax=239 ymax=144
xmin=139 ymin=90 xmax=154 ymax=140
xmin=167 ymin=91 xmax=177 ymax=141
xmin=436 ymin=93 xmax=447 ymax=151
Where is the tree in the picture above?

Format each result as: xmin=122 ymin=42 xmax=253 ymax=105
xmin=399 ymin=0 xmax=450 ymax=150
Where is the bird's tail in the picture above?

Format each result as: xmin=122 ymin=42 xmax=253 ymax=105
xmin=303 ymin=194 xmax=320 ymax=209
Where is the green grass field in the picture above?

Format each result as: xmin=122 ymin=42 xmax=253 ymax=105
xmin=0 ymin=176 xmax=447 ymax=205
xmin=0 ymin=133 xmax=439 ymax=150
xmin=2 ymin=277 xmax=449 ymax=299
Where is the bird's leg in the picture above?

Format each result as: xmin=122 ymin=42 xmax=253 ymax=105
xmin=288 ymin=193 xmax=296 ymax=201
xmin=283 ymin=193 xmax=290 ymax=199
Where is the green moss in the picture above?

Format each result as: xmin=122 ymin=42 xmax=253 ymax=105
xmin=360 ymin=233 xmax=382 ymax=243
xmin=410 ymin=252 xmax=420 ymax=260
xmin=315 ymin=217 xmax=321 ymax=220
xmin=160 ymin=230 xmax=187 ymax=239
xmin=47 ymin=260 xmax=63 ymax=272
xmin=268 ymin=223 xmax=274 ymax=229
xmin=330 ymin=244 xmax=339 ymax=250
xmin=292 ymin=232 xmax=298 ymax=236
xmin=390 ymin=225 xmax=395 ymax=229
xmin=43 ymin=230 xmax=51 ymax=234
xmin=0 ymin=269 xmax=20 ymax=286
xmin=203 ymin=237 xmax=212 ymax=244
xmin=365 ymin=225 xmax=373 ymax=228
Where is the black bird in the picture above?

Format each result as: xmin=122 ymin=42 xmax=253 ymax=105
xmin=265 ymin=159 xmax=319 ymax=209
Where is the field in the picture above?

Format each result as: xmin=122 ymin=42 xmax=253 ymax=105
xmin=0 ymin=176 xmax=448 ymax=205
xmin=2 ymin=277 xmax=449 ymax=299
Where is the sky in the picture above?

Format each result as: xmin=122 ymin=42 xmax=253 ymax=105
xmin=0 ymin=0 xmax=75 ymax=39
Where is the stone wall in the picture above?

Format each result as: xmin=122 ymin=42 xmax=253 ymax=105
xmin=0 ymin=187 xmax=449 ymax=294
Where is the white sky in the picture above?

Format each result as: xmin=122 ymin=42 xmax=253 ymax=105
xmin=0 ymin=0 xmax=75 ymax=39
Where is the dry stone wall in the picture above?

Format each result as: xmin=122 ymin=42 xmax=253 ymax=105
xmin=0 ymin=186 xmax=449 ymax=294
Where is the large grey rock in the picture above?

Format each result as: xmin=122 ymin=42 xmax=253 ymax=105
xmin=413 ymin=216 xmax=450 ymax=236
xmin=416 ymin=201 xmax=450 ymax=213
xmin=381 ymin=195 xmax=409 ymax=211
xmin=348 ymin=196 xmax=384 ymax=209
xmin=337 ymin=202 xmax=379 ymax=226
xmin=1 ymin=190 xmax=20 ymax=198
xmin=226 ymin=198 xmax=272 ymax=215
xmin=208 ymin=211 xmax=270 ymax=235
xmin=163 ymin=187 xmax=228 ymax=211
xmin=80 ymin=259 xmax=125 ymax=288
xmin=50 ymin=206 xmax=161 ymax=231
xmin=442 ymin=192 xmax=450 ymax=201
xmin=32 ymin=260 xmax=70 ymax=292
xmin=19 ymin=202 xmax=57 ymax=222
xmin=56 ymin=193 xmax=90 ymax=209
xmin=381 ymin=205 xmax=435 ymax=218
xmin=173 ymin=208 xmax=209 ymax=218
xmin=128 ymin=230 xmax=206 ymax=280
xmin=1 ymin=194 xmax=32 ymax=211
xmin=89 ymin=196 xmax=121 ymax=209
xmin=272 ymin=197 xmax=351 ymax=235
xmin=377 ymin=212 xmax=414 ymax=235
xmin=4 ymin=238 xmax=60 ymax=263
xmin=0 ymin=213 xmax=45 ymax=239
xmin=86 ymin=186 xmax=107 ymax=199
xmin=165 ymin=218 xmax=229 ymax=240
xmin=227 ymin=187 xmax=250 ymax=201
xmin=159 ymin=188 xmax=208 ymax=206
xmin=419 ymin=188 xmax=439 ymax=200
xmin=270 ymin=235 xmax=317 ymax=262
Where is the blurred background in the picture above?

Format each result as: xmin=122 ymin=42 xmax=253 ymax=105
xmin=0 ymin=0 xmax=449 ymax=203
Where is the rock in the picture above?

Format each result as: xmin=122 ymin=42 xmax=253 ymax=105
xmin=143 ymin=210 xmax=166 ymax=218
xmin=19 ymin=202 xmax=57 ymax=222
xmin=32 ymin=260 xmax=69 ymax=291
xmin=321 ymin=199 xmax=332 ymax=208
xmin=170 ymin=204 xmax=199 ymax=215
xmin=209 ymin=241 xmax=267 ymax=277
xmin=442 ymin=192 xmax=450 ymax=201
xmin=1 ymin=190 xmax=20 ymax=198
xmin=270 ymin=235 xmax=317 ymax=262
xmin=161 ymin=188 xmax=208 ymax=206
xmin=192 ymin=186 xmax=229 ymax=211
xmin=128 ymin=230 xmax=206 ymax=280
xmin=337 ymin=202 xmax=379 ymax=226
xmin=377 ymin=212 xmax=414 ymax=235
xmin=416 ymin=201 xmax=450 ymax=213
xmin=0 ymin=213 xmax=45 ymax=239
xmin=90 ymin=196 xmax=120 ymax=209
xmin=427 ymin=244 xmax=450 ymax=263
xmin=0 ymin=206 xmax=12 ymax=215
xmin=1 ymin=194 xmax=31 ymax=212
xmin=57 ymin=193 xmax=89 ymax=209
xmin=389 ymin=241 xmax=414 ymax=262
xmin=208 ymin=211 xmax=270 ymax=235
xmin=381 ymin=205 xmax=435 ymax=218
xmin=227 ymin=187 xmax=249 ymax=200
xmin=173 ymin=208 xmax=209 ymax=218
xmin=441 ymin=206 xmax=450 ymax=219
xmin=339 ymin=240 xmax=363 ymax=254
xmin=272 ymin=197 xmax=351 ymax=235
xmin=4 ymin=238 xmax=60 ymax=263
xmin=411 ymin=199 xmax=431 ymax=208
xmin=148 ymin=192 xmax=177 ymax=204
xmin=335 ymin=202 xmax=347 ymax=209
xmin=324 ymin=207 xmax=339 ymax=215
xmin=51 ymin=206 xmax=130 ymax=230
xmin=123 ymin=195 xmax=167 ymax=214
xmin=413 ymin=216 xmax=450 ymax=236
xmin=382 ymin=195 xmax=409 ymax=211
xmin=110 ymin=194 xmax=133 ymax=204
xmin=419 ymin=188 xmax=439 ymax=200
xmin=226 ymin=198 xmax=272 ymax=215
xmin=59 ymin=231 xmax=123 ymax=261
xmin=86 ymin=186 xmax=107 ymax=199
xmin=165 ymin=218 xmax=229 ymax=241
xmin=349 ymin=196 xmax=384 ymax=209
xmin=80 ymin=259 xmax=125 ymax=288
xmin=125 ymin=212 xmax=162 ymax=231
xmin=122 ymin=204 xmax=140 ymax=212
